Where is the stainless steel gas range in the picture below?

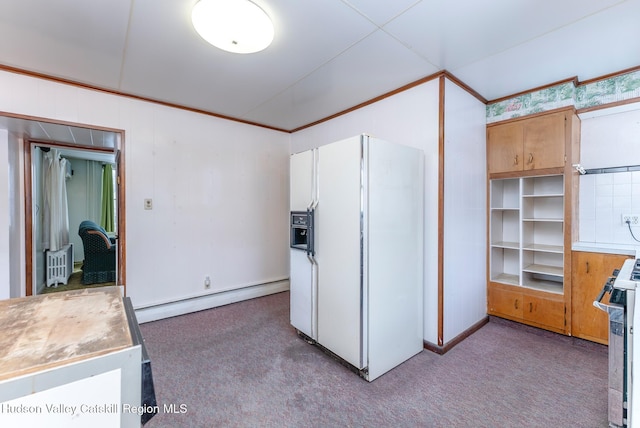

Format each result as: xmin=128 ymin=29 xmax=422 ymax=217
xmin=595 ymin=258 xmax=640 ymax=428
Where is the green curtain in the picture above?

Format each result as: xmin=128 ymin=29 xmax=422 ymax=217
xmin=100 ymin=164 xmax=115 ymax=232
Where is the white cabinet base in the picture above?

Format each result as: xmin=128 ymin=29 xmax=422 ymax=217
xmin=0 ymin=346 xmax=142 ymax=428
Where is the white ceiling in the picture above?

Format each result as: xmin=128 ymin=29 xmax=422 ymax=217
xmin=0 ymin=0 xmax=639 ymax=134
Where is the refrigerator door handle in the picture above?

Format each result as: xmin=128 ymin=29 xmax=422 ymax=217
xmin=309 ymin=148 xmax=319 ymax=211
xmin=306 ymin=149 xmax=318 ymax=257
xmin=307 ymin=253 xmax=318 ymax=339
xmin=305 ymin=208 xmax=315 ymax=256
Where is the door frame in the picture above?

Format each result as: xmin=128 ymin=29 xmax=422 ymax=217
xmin=24 ymin=135 xmax=126 ymax=295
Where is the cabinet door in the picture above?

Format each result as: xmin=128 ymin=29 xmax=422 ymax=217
xmin=488 ymin=285 xmax=523 ymax=319
xmin=523 ymin=293 xmax=565 ymax=331
xmin=522 ymin=112 xmax=565 ymax=170
xmin=487 ymin=122 xmax=522 ymax=174
xmin=571 ymin=251 xmax=630 ymax=344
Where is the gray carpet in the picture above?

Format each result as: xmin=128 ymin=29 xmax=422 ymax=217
xmin=140 ymin=291 xmax=609 ymax=427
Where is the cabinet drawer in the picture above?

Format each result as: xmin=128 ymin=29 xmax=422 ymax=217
xmin=523 ymin=294 xmax=565 ymax=330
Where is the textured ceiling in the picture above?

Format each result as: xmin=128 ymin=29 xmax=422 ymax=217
xmin=0 ymin=0 xmax=638 ymax=134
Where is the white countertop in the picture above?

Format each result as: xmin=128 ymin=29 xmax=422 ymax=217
xmin=572 ymin=242 xmax=639 ymax=256
xmin=0 ymin=286 xmax=132 ymax=381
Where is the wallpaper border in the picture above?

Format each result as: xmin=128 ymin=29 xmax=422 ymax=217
xmin=486 ymin=69 xmax=640 ymax=123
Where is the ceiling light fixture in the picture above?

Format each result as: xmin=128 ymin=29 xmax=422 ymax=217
xmin=191 ymin=0 xmax=274 ymax=54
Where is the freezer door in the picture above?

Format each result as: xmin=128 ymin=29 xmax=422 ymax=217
xmin=290 ymin=249 xmax=315 ymax=338
xmin=290 ymin=150 xmax=317 ymax=339
xmin=316 ymin=136 xmax=364 ymax=369
xmin=290 ymin=150 xmax=314 ymax=211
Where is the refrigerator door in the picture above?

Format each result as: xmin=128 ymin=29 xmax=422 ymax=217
xmin=290 ymin=150 xmax=316 ymax=339
xmin=366 ymin=137 xmax=424 ymax=381
xmin=317 ymin=136 xmax=365 ymax=369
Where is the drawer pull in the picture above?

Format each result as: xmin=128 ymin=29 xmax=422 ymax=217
xmin=514 ymin=154 xmax=519 ymax=165
xmin=529 ymin=302 xmax=533 ymax=312
xmin=586 ymin=261 xmax=589 ymax=274
xmin=528 ymin=153 xmax=533 ymax=164
xmin=514 ymin=299 xmax=519 ymax=309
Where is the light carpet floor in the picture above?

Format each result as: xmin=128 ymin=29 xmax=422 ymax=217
xmin=140 ymin=291 xmax=609 ymax=427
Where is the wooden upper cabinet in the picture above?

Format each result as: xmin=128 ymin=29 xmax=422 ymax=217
xmin=487 ymin=110 xmax=567 ymax=175
xmin=522 ymin=112 xmax=566 ymax=170
xmin=487 ymin=122 xmax=523 ymax=174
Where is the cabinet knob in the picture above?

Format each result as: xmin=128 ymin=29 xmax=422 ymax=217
xmin=528 ymin=153 xmax=533 ymax=164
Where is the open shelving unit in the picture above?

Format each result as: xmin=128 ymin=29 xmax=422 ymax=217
xmin=489 ymin=175 xmax=564 ymax=294
xmin=486 ymin=108 xmax=579 ymax=335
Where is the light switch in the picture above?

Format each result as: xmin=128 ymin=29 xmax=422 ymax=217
xmin=144 ymin=198 xmax=153 ymax=210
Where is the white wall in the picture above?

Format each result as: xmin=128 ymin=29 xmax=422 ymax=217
xmin=579 ymin=103 xmax=640 ymax=169
xmin=0 ymin=70 xmax=290 ymax=314
xmin=291 ymin=79 xmax=442 ymax=343
xmin=0 ymin=129 xmax=9 ymax=298
xmin=579 ymin=104 xmax=640 ymax=246
xmin=442 ymin=79 xmax=487 ymax=342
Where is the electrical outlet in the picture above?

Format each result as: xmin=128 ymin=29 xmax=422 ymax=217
xmin=622 ymin=214 xmax=640 ymax=226
xmin=204 ymin=275 xmax=211 ymax=289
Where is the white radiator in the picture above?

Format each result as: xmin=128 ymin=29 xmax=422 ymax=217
xmin=46 ymin=243 xmax=73 ymax=287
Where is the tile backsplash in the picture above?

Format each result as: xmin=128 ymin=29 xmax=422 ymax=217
xmin=579 ymin=171 xmax=640 ymax=245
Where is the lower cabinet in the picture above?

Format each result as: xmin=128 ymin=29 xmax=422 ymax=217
xmin=523 ymin=294 xmax=565 ymax=329
xmin=488 ymin=285 xmax=523 ymax=319
xmin=571 ymin=251 xmax=632 ymax=345
xmin=490 ymin=251 xmax=632 ymax=341
xmin=488 ymin=282 xmax=566 ymax=333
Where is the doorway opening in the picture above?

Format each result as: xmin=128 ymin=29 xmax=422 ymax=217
xmin=23 ymin=130 xmax=126 ymax=296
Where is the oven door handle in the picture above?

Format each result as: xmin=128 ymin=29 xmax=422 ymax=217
xmin=593 ymin=296 xmax=621 ymax=314
xmin=594 ymin=276 xmax=617 ymax=304
xmin=595 ymin=283 xmax=612 ymax=305
xmin=593 ymin=301 xmax=612 ymax=312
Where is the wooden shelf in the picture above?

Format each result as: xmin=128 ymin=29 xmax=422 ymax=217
xmin=491 ymin=273 xmax=519 ymax=286
xmin=491 ymin=241 xmax=520 ymax=249
xmin=522 ymin=193 xmax=563 ymax=198
xmin=522 ymin=263 xmax=563 ymax=277
xmin=522 ymin=243 xmax=563 ymax=253
xmin=522 ymin=279 xmax=564 ymax=294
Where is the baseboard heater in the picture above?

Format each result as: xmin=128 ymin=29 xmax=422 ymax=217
xmin=46 ymin=243 xmax=73 ymax=287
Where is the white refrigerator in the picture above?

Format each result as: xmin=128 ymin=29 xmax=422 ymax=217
xmin=289 ymin=134 xmax=424 ymax=381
